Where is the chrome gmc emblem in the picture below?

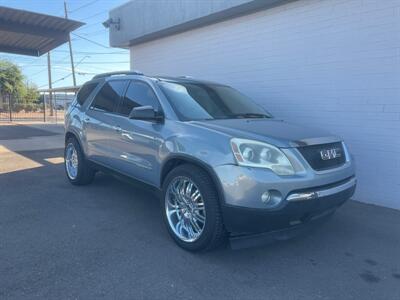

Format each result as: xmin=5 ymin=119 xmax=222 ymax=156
xmin=320 ymin=148 xmax=341 ymax=160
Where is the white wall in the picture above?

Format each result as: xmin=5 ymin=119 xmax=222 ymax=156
xmin=130 ymin=0 xmax=400 ymax=209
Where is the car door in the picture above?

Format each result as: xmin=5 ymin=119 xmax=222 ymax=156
xmin=84 ymin=80 xmax=128 ymax=166
xmin=110 ymin=80 xmax=164 ymax=186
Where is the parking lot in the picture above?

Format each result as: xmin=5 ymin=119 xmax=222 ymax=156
xmin=1 ymin=123 xmax=400 ymax=300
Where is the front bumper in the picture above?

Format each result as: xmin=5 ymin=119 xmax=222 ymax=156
xmin=229 ymin=206 xmax=336 ymax=250
xmin=222 ymin=177 xmax=355 ymax=234
xmin=286 ymin=176 xmax=356 ymax=202
xmin=213 ymin=161 xmax=356 ymax=235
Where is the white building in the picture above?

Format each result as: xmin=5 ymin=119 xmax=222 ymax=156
xmin=108 ymin=0 xmax=400 ymax=209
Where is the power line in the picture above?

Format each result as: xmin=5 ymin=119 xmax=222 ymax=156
xmin=79 ymin=29 xmax=106 ymax=35
xmin=76 ymin=21 xmax=103 ymax=31
xmin=72 ymin=33 xmax=111 ymax=49
xmin=24 ymin=61 xmax=129 ymax=66
xmin=19 ymin=54 xmax=71 ymax=67
xmin=69 ymin=0 xmax=100 ymax=14
xmin=74 ymin=55 xmax=88 ymax=67
xmin=80 ymin=9 xmax=108 ymax=21
xmin=80 ymin=61 xmax=129 ymax=64
xmin=35 ymin=53 xmax=115 ymax=88
xmin=53 ymin=50 xmax=127 ymax=55
xmin=27 ymin=68 xmax=48 ymax=77
xmin=79 ymin=31 xmax=107 ymax=37
xmin=38 ymin=70 xmax=96 ymax=89
xmin=38 ymin=73 xmax=73 ymax=88
xmin=54 ymin=54 xmax=72 ymax=64
xmin=75 ymin=64 xmax=113 ymax=72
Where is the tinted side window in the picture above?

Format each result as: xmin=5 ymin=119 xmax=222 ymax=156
xmin=76 ymin=82 xmax=98 ymax=105
xmin=117 ymin=81 xmax=160 ymax=116
xmin=91 ymin=80 xmax=127 ymax=113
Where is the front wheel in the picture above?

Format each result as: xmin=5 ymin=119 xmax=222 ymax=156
xmin=162 ymin=164 xmax=226 ymax=251
xmin=64 ymin=137 xmax=95 ymax=185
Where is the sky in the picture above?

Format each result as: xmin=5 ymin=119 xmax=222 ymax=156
xmin=0 ymin=0 xmax=130 ymax=89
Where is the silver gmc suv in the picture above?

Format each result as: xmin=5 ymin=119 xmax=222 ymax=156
xmin=64 ymin=71 xmax=356 ymax=251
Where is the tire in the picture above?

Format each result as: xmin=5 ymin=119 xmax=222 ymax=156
xmin=162 ymin=164 xmax=227 ymax=251
xmin=64 ymin=137 xmax=95 ymax=185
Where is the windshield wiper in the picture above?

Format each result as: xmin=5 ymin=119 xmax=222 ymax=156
xmin=228 ymin=113 xmax=271 ymax=119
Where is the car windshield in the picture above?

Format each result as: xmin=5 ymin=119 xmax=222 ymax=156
xmin=158 ymin=81 xmax=272 ymax=121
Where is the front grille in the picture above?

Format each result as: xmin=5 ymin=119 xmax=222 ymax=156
xmin=297 ymin=142 xmax=346 ymax=171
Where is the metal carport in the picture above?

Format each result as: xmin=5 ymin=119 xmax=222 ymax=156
xmin=0 ymin=5 xmax=83 ymax=56
xmin=0 ymin=5 xmax=84 ymax=122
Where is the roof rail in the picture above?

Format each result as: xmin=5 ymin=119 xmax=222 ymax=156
xmin=92 ymin=70 xmax=143 ymax=80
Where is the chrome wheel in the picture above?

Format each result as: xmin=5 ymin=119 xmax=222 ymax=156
xmin=165 ymin=176 xmax=206 ymax=242
xmin=65 ymin=143 xmax=78 ymax=180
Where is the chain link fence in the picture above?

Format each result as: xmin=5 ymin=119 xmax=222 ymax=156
xmin=0 ymin=87 xmax=79 ymax=123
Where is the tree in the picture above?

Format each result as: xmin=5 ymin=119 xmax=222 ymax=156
xmin=0 ymin=60 xmax=25 ymax=101
xmin=0 ymin=60 xmax=40 ymax=111
xmin=23 ymin=82 xmax=40 ymax=103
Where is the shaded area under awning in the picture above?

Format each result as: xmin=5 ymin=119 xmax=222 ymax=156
xmin=0 ymin=6 xmax=84 ymax=56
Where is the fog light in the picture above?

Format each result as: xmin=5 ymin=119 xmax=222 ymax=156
xmin=261 ymin=191 xmax=271 ymax=203
xmin=261 ymin=190 xmax=282 ymax=208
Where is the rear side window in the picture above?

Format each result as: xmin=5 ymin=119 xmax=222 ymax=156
xmin=91 ymin=80 xmax=127 ymax=113
xmin=117 ymin=81 xmax=160 ymax=116
xmin=76 ymin=82 xmax=98 ymax=105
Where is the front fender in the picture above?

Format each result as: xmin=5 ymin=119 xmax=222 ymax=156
xmin=159 ymin=133 xmax=234 ymax=169
xmin=157 ymin=132 xmax=236 ymax=204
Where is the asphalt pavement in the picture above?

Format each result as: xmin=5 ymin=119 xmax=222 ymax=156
xmin=1 ymin=124 xmax=400 ymax=300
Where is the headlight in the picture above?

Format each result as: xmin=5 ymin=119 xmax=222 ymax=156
xmin=230 ymin=138 xmax=295 ymax=175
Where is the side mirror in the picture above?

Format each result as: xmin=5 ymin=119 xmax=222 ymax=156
xmin=128 ymin=105 xmax=163 ymax=122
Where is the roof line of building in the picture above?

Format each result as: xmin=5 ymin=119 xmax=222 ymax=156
xmin=110 ymin=0 xmax=294 ymax=48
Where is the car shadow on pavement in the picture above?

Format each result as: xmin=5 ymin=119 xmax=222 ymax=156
xmin=1 ymin=148 xmax=400 ymax=299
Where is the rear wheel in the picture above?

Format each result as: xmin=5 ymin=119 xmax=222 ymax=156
xmin=64 ymin=137 xmax=95 ymax=185
xmin=162 ymin=164 xmax=226 ymax=251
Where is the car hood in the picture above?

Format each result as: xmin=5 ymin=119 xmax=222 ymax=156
xmin=190 ymin=118 xmax=341 ymax=148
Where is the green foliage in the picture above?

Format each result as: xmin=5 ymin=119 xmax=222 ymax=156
xmin=24 ymin=83 xmax=40 ymax=103
xmin=0 ymin=59 xmax=40 ymax=104
xmin=23 ymin=103 xmax=36 ymax=112
xmin=12 ymin=102 xmax=40 ymax=113
xmin=13 ymin=103 xmax=25 ymax=113
xmin=0 ymin=60 xmax=24 ymax=97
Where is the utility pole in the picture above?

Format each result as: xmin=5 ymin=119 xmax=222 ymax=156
xmin=64 ymin=1 xmax=77 ymax=87
xmin=47 ymin=52 xmax=54 ymax=117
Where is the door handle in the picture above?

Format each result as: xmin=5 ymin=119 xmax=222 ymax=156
xmin=114 ymin=125 xmax=122 ymax=133
xmin=84 ymin=117 xmax=90 ymax=122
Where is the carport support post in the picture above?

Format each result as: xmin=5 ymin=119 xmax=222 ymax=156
xmin=47 ymin=52 xmax=54 ymax=117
